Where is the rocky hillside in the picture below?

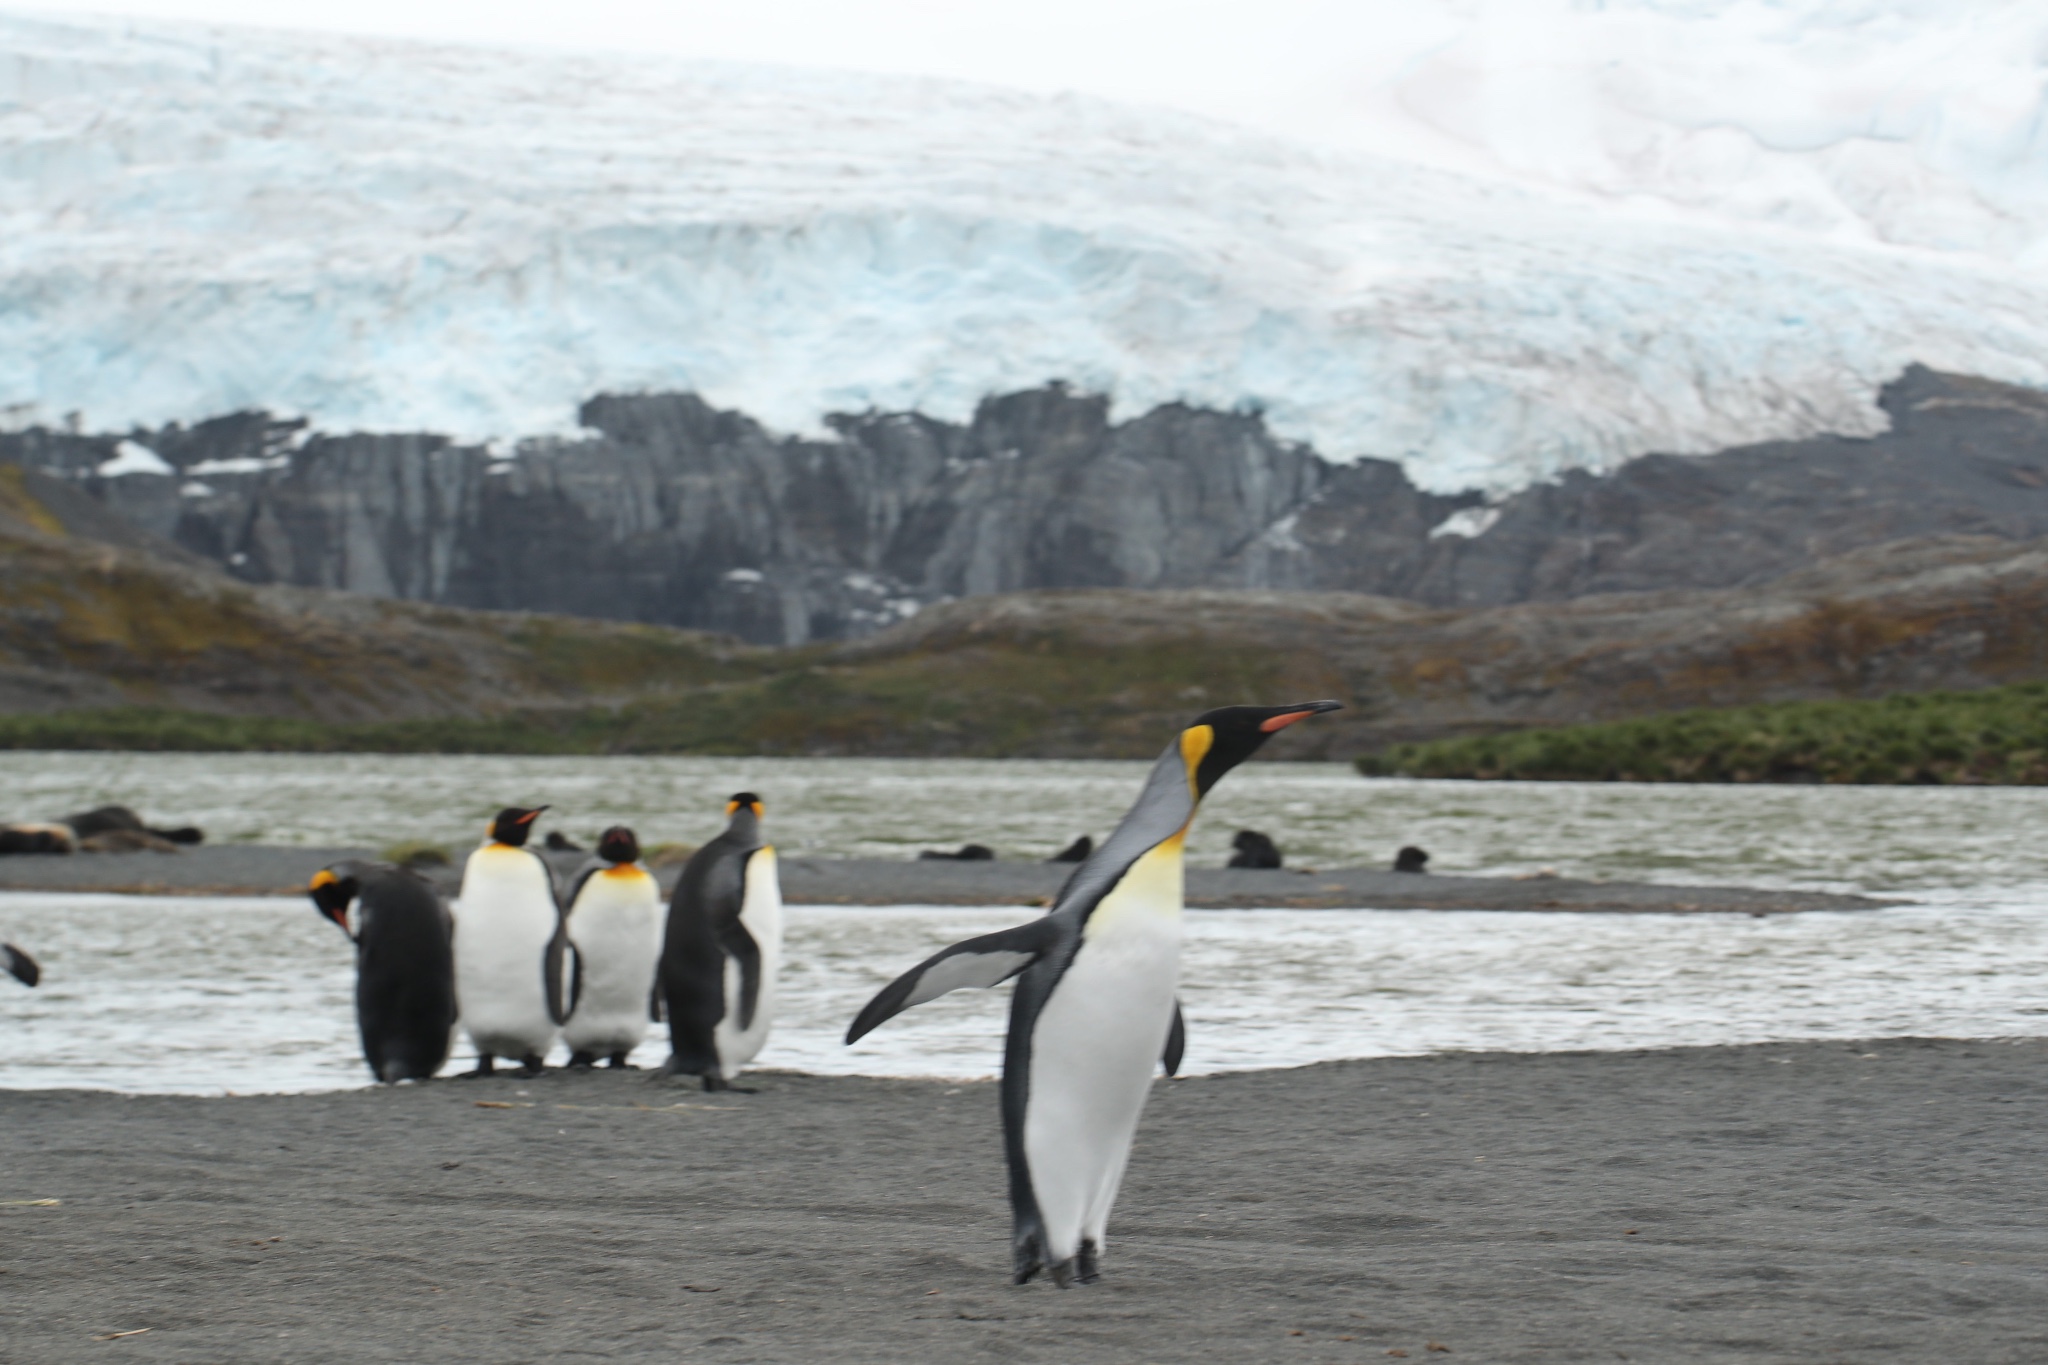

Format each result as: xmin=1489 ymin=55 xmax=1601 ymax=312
xmin=7 ymin=367 xmax=2048 ymax=648
xmin=5 ymin=456 xmax=2046 ymax=757
xmin=820 ymin=534 xmax=2048 ymax=758
xmin=0 ymin=464 xmax=744 ymax=722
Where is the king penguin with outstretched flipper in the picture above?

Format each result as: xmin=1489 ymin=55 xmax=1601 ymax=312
xmin=310 ymin=861 xmax=457 ymax=1083
xmin=661 ymin=793 xmax=782 ymax=1091
xmin=561 ymin=826 xmax=664 ymax=1069
xmin=455 ymin=806 xmax=574 ymax=1077
xmin=847 ymin=700 xmax=1341 ymax=1287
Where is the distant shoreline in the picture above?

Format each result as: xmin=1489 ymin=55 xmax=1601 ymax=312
xmin=0 ymin=845 xmax=1887 ymax=913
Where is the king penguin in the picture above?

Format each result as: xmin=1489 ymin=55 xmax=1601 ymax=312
xmin=454 ymin=805 xmax=574 ymax=1077
xmin=660 ymin=793 xmax=782 ymax=1091
xmin=846 ymin=700 xmax=1341 ymax=1286
xmin=310 ymin=860 xmax=458 ymax=1083
xmin=561 ymin=826 xmax=664 ymax=1069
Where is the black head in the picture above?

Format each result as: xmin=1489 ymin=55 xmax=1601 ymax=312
xmin=488 ymin=805 xmax=548 ymax=846
xmin=308 ymin=867 xmax=359 ymax=937
xmin=1182 ymin=701 xmax=1343 ymax=797
xmin=724 ymin=792 xmax=764 ymax=820
xmin=596 ymin=826 xmax=640 ymax=864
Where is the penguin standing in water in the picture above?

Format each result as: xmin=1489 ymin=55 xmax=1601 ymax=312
xmin=310 ymin=861 xmax=457 ymax=1083
xmin=661 ymin=793 xmax=782 ymax=1091
xmin=561 ymin=826 xmax=663 ymax=1069
xmin=847 ymin=700 xmax=1341 ymax=1286
xmin=455 ymin=806 xmax=573 ymax=1077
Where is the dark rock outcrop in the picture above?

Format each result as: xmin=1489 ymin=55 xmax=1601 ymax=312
xmin=7 ymin=365 xmax=2047 ymax=645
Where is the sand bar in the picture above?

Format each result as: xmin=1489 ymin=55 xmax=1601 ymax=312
xmin=0 ymin=847 xmax=1884 ymax=912
xmin=2 ymin=1038 xmax=2043 ymax=1362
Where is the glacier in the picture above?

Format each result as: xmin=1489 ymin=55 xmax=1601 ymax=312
xmin=2 ymin=9 xmax=2047 ymax=492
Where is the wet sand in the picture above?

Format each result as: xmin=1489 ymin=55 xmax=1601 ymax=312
xmin=0 ymin=846 xmax=1883 ymax=912
xmin=3 ymin=1037 xmax=2044 ymax=1363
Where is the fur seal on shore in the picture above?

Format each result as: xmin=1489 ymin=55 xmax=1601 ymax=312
xmin=63 ymin=805 xmax=203 ymax=845
xmin=310 ymin=861 xmax=457 ymax=1083
xmin=454 ymin=806 xmax=573 ymax=1077
xmin=1047 ymin=836 xmax=1093 ymax=864
xmin=561 ymin=827 xmax=663 ymax=1069
xmin=847 ymin=699 xmax=1341 ymax=1286
xmin=1227 ymin=829 xmax=1283 ymax=869
xmin=919 ymin=843 xmax=995 ymax=861
xmin=3 ymin=941 xmax=38 ymax=986
xmin=661 ymin=794 xmax=782 ymax=1091
xmin=0 ymin=824 xmax=74 ymax=855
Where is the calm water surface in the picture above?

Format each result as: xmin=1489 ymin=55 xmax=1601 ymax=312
xmin=2 ymin=753 xmax=2046 ymax=1094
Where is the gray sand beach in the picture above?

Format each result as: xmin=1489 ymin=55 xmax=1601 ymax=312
xmin=0 ymin=846 xmax=1883 ymax=912
xmin=4 ymin=1037 xmax=2043 ymax=1363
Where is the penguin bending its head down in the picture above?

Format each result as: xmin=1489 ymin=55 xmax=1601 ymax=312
xmin=310 ymin=861 xmax=457 ymax=1083
xmin=3 ymin=941 xmax=39 ymax=986
xmin=561 ymin=826 xmax=663 ymax=1069
xmin=661 ymin=793 xmax=782 ymax=1091
xmin=454 ymin=806 xmax=575 ymax=1077
xmin=848 ymin=700 xmax=1342 ymax=1287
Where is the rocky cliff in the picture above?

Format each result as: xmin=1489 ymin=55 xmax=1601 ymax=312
xmin=6 ymin=366 xmax=2047 ymax=646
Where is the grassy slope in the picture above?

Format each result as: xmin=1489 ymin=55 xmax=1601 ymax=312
xmin=1358 ymin=683 xmax=2048 ymax=784
xmin=0 ymin=627 xmax=1312 ymax=757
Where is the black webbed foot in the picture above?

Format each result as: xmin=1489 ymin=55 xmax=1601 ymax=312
xmin=701 ymin=1074 xmax=756 ymax=1094
xmin=1047 ymin=1256 xmax=1076 ymax=1289
xmin=519 ymin=1054 xmax=546 ymax=1076
xmin=1076 ymin=1239 xmax=1101 ymax=1284
xmin=567 ymin=1051 xmax=597 ymax=1071
xmin=606 ymin=1052 xmax=634 ymax=1070
xmin=458 ymin=1055 xmax=496 ymax=1079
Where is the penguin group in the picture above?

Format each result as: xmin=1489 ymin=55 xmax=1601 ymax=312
xmin=303 ymin=697 xmax=1340 ymax=1290
xmin=307 ymin=791 xmax=783 ymax=1091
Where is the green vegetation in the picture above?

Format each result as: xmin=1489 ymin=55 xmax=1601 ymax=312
xmin=1357 ymin=683 xmax=2048 ymax=784
xmin=0 ymin=623 xmax=1339 ymax=758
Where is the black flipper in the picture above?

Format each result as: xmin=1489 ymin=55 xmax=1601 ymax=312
xmin=720 ymin=917 xmax=762 ymax=1033
xmin=545 ymin=927 xmax=580 ymax=1026
xmin=3 ymin=942 xmax=39 ymax=988
xmin=1162 ymin=998 xmax=1185 ymax=1077
xmin=846 ymin=916 xmax=1063 ymax=1045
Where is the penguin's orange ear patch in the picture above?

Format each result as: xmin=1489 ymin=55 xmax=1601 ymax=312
xmin=309 ymin=869 xmax=337 ymax=890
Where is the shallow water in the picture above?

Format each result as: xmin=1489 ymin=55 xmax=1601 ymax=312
xmin=7 ymin=751 xmax=2048 ymax=895
xmin=4 ymin=893 xmax=2047 ymax=1094
xmin=5 ymin=753 xmax=2048 ymax=1094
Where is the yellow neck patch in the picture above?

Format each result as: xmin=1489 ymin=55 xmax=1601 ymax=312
xmin=1179 ymin=725 xmax=1214 ymax=802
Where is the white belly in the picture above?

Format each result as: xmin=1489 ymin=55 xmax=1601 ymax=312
xmin=454 ymin=845 xmax=560 ymax=1059
xmin=562 ymin=866 xmax=663 ymax=1054
xmin=1024 ymin=836 xmax=1183 ymax=1263
xmin=714 ymin=847 xmax=783 ymax=1073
